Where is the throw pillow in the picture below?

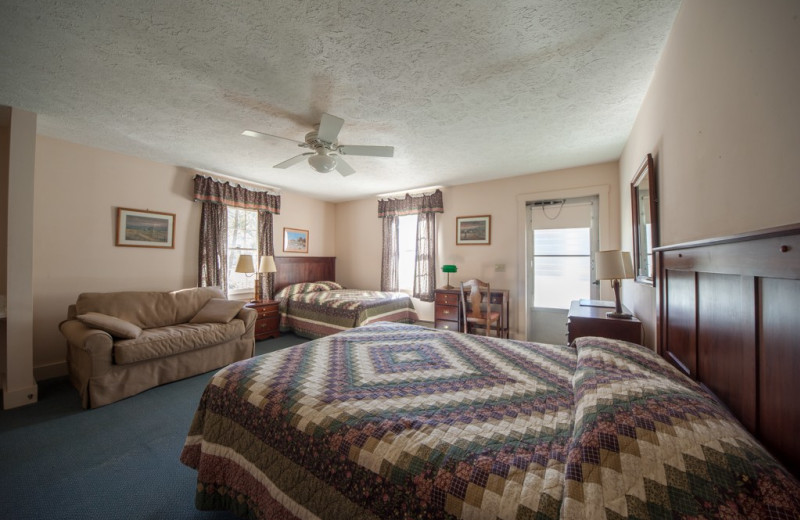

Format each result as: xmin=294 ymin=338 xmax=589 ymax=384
xmin=189 ymin=298 xmax=245 ymax=324
xmin=77 ymin=312 xmax=142 ymax=339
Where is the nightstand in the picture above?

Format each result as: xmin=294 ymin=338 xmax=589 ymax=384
xmin=567 ymin=300 xmax=643 ymax=345
xmin=434 ymin=289 xmax=460 ymax=331
xmin=246 ymin=300 xmax=280 ymax=341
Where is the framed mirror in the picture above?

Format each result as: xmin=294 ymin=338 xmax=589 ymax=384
xmin=630 ymin=154 xmax=658 ymax=285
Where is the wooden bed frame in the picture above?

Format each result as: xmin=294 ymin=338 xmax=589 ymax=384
xmin=273 ymin=256 xmax=336 ymax=295
xmin=656 ymin=223 xmax=800 ymax=476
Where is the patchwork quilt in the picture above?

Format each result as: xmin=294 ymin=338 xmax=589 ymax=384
xmin=180 ymin=323 xmax=800 ymax=519
xmin=276 ymin=283 xmax=418 ymax=339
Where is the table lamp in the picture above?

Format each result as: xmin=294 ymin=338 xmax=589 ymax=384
xmin=258 ymin=255 xmax=278 ymax=300
xmin=595 ymin=250 xmax=634 ymax=319
xmin=235 ymin=254 xmax=257 ymax=300
xmin=441 ymin=264 xmax=458 ymax=289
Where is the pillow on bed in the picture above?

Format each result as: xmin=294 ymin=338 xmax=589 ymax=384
xmin=77 ymin=312 xmax=142 ymax=339
xmin=189 ymin=298 xmax=245 ymax=324
xmin=313 ymin=281 xmax=343 ymax=291
xmin=562 ymin=336 xmax=800 ymax=518
xmin=275 ymin=281 xmax=341 ymax=300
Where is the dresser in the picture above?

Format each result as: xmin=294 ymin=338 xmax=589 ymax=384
xmin=566 ymin=300 xmax=643 ymax=345
xmin=434 ymin=288 xmax=510 ymax=338
xmin=246 ymin=300 xmax=281 ymax=341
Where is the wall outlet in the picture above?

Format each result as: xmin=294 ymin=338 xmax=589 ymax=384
xmin=494 ymin=264 xmax=506 ymax=272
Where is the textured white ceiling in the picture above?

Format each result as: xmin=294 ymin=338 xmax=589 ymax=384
xmin=0 ymin=0 xmax=681 ymax=202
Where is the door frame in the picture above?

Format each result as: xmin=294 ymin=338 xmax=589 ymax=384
xmin=515 ymin=185 xmax=616 ymax=341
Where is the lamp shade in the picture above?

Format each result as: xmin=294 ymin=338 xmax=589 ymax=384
xmin=234 ymin=254 xmax=255 ymax=274
xmin=595 ymin=250 xmax=634 ymax=280
xmin=442 ymin=264 xmax=458 ymax=273
xmin=258 ymin=255 xmax=277 ymax=274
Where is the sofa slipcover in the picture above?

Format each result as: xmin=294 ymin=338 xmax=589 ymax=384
xmin=60 ymin=286 xmax=256 ymax=408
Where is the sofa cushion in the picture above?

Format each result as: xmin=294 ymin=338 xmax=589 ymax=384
xmin=77 ymin=312 xmax=142 ymax=339
xmin=189 ymin=298 xmax=245 ymax=324
xmin=113 ymin=319 xmax=246 ymax=365
xmin=75 ymin=286 xmax=225 ymax=329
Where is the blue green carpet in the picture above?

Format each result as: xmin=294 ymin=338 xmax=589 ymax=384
xmin=0 ymin=334 xmax=307 ymax=520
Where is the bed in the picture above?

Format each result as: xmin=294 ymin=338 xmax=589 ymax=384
xmin=271 ymin=257 xmax=418 ymax=339
xmin=275 ymin=282 xmax=419 ymax=339
xmin=181 ymin=225 xmax=800 ymax=518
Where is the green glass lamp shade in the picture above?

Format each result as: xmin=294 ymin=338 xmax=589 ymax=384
xmin=441 ymin=265 xmax=457 ymax=289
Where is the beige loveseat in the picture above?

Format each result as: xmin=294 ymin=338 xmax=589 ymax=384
xmin=59 ymin=286 xmax=256 ymax=408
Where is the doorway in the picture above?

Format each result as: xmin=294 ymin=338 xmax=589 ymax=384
xmin=526 ymin=196 xmax=599 ymax=344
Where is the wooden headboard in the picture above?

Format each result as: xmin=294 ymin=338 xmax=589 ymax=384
xmin=273 ymin=256 xmax=335 ymax=295
xmin=656 ymin=223 xmax=800 ymax=476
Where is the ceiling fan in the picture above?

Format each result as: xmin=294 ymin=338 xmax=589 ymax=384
xmin=242 ymin=113 xmax=394 ymax=177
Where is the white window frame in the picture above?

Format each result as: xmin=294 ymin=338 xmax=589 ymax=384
xmin=226 ymin=207 xmax=259 ymax=298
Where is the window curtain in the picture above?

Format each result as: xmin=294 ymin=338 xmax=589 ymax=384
xmin=378 ymin=189 xmax=444 ymax=301
xmin=198 ymin=202 xmax=228 ymax=291
xmin=257 ymin=211 xmax=275 ymax=299
xmin=380 ymin=216 xmax=399 ymax=291
xmin=414 ymin=211 xmax=436 ymax=301
xmin=194 ymin=174 xmax=280 ymax=296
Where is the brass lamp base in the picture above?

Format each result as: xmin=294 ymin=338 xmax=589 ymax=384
xmin=440 ymin=284 xmax=454 ymax=290
xmin=606 ymin=311 xmax=633 ymax=320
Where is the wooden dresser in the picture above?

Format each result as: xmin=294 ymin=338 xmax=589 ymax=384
xmin=566 ymin=300 xmax=642 ymax=345
xmin=434 ymin=288 xmax=510 ymax=337
xmin=246 ymin=300 xmax=281 ymax=341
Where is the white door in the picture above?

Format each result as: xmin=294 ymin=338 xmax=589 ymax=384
xmin=526 ymin=196 xmax=599 ymax=344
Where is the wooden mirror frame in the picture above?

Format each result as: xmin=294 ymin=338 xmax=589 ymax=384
xmin=630 ymin=154 xmax=658 ymax=285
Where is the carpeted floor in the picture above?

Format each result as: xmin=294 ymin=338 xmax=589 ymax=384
xmin=0 ymin=334 xmax=307 ymax=520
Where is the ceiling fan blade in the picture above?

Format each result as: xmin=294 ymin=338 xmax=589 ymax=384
xmin=317 ymin=113 xmax=344 ymax=144
xmin=337 ymin=145 xmax=394 ymax=157
xmin=242 ymin=130 xmax=304 ymax=146
xmin=334 ymin=156 xmax=356 ymax=177
xmin=273 ymin=153 xmax=313 ymax=169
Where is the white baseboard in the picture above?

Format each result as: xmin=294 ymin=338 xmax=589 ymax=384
xmin=2 ymin=378 xmax=38 ymax=409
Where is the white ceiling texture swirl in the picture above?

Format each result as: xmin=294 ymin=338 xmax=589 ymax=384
xmin=0 ymin=0 xmax=681 ymax=201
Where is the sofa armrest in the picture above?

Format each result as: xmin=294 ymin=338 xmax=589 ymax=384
xmin=236 ymin=306 xmax=257 ymax=338
xmin=59 ymin=319 xmax=115 ymax=375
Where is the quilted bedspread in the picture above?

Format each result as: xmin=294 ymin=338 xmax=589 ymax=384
xmin=279 ymin=289 xmax=418 ymax=339
xmin=180 ymin=323 xmax=800 ymax=519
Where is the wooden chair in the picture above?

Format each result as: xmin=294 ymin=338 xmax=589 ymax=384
xmin=459 ymin=279 xmax=501 ymax=337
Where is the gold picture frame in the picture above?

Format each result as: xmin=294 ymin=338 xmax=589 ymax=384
xmin=283 ymin=227 xmax=309 ymax=253
xmin=456 ymin=215 xmax=491 ymax=245
xmin=116 ymin=207 xmax=175 ymax=248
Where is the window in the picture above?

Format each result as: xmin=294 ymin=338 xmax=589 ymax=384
xmin=533 ymin=227 xmax=591 ymax=309
xmin=226 ymin=207 xmax=258 ymax=295
xmin=397 ymin=214 xmax=418 ymax=292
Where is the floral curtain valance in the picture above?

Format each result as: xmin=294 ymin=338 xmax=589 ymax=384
xmin=378 ymin=189 xmax=443 ymax=218
xmin=193 ymin=175 xmax=281 ymax=214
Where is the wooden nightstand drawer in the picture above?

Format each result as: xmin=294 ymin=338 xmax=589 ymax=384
xmin=246 ymin=300 xmax=281 ymax=341
xmin=435 ymin=292 xmax=459 ymax=306
xmin=435 ymin=304 xmax=458 ymax=321
xmin=434 ymin=320 xmax=458 ymax=331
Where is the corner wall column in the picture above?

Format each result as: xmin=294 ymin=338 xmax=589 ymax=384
xmin=3 ymin=107 xmax=38 ymax=409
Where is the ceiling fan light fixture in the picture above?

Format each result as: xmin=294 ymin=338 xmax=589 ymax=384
xmin=308 ymin=151 xmax=337 ymax=173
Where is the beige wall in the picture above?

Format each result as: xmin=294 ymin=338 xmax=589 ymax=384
xmin=336 ymin=161 xmax=621 ymax=339
xmin=32 ymin=136 xmax=334 ymax=379
xmin=619 ymin=0 xmax=800 ymax=347
xmin=274 ymin=191 xmax=336 ymax=258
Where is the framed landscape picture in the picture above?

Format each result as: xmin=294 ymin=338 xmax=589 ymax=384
xmin=116 ymin=207 xmax=175 ymax=248
xmin=456 ymin=215 xmax=491 ymax=245
xmin=283 ymin=227 xmax=309 ymax=253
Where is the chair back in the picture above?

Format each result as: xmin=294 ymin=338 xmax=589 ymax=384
xmin=460 ymin=279 xmax=491 ymax=328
